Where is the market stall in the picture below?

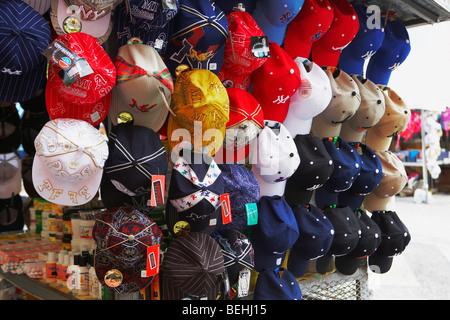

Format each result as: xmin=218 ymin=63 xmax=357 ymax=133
xmin=1 ymin=0 xmax=449 ymax=302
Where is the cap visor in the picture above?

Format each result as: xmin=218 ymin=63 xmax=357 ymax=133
xmin=32 ymin=153 xmax=103 ymax=206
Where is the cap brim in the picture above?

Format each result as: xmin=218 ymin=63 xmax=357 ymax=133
xmin=368 ymin=251 xmax=394 ymax=274
xmin=314 ymin=187 xmax=339 ymax=210
xmin=334 ymin=255 xmax=364 ymax=276
xmin=50 ymin=0 xmax=113 ymax=44
xmin=109 ymin=83 xmax=169 ymax=133
xmin=311 ymin=40 xmax=343 ymax=68
xmin=165 ymin=200 xmax=223 ymax=237
xmin=315 ymin=255 xmax=333 ymax=275
xmin=286 ymin=253 xmax=312 ymax=278
xmin=32 ymin=153 xmax=103 ymax=206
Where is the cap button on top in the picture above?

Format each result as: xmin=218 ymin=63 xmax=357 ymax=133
xmin=132 ymin=160 xmax=138 ymax=166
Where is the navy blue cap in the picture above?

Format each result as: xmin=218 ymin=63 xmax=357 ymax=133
xmin=254 ymin=268 xmax=301 ymax=300
xmin=166 ymin=150 xmax=224 ymax=236
xmin=366 ymin=19 xmax=411 ymax=86
xmin=285 ymin=134 xmax=334 ymax=207
xmin=369 ymin=210 xmax=411 ymax=274
xmin=0 ymin=0 xmax=51 ymax=103
xmin=104 ymin=124 xmax=168 ymax=199
xmin=251 ymin=195 xmax=299 ymax=272
xmin=164 ymin=0 xmax=229 ymax=77
xmin=112 ymin=0 xmax=180 ymax=54
xmin=314 ymin=137 xmax=361 ymax=209
xmin=337 ymin=143 xmax=383 ymax=210
xmin=214 ymin=0 xmax=258 ymax=15
xmin=338 ymin=3 xmax=385 ymax=76
xmin=315 ymin=206 xmax=361 ymax=274
xmin=335 ymin=208 xmax=382 ymax=275
xmin=252 ymin=0 xmax=305 ymax=46
xmin=287 ymin=204 xmax=334 ymax=278
xmin=218 ymin=163 xmax=260 ymax=232
xmin=0 ymin=105 xmax=22 ymax=154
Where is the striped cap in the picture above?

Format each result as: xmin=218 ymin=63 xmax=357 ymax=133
xmin=162 ymin=232 xmax=225 ymax=300
xmin=21 ymin=0 xmax=51 ymax=15
xmin=0 ymin=0 xmax=52 ymax=103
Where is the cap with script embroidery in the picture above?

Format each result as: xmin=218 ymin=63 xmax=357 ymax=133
xmin=50 ymin=0 xmax=121 ymax=44
xmin=0 ymin=0 xmax=52 ymax=103
xmin=32 ymin=119 xmax=109 ymax=206
xmin=109 ymin=43 xmax=174 ymax=133
xmin=310 ymin=0 xmax=359 ymax=68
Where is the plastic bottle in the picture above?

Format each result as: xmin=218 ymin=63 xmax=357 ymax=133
xmin=69 ymin=254 xmax=81 ymax=295
xmin=56 ymin=251 xmax=64 ymax=285
xmin=78 ymin=256 xmax=90 ymax=296
xmin=61 ymin=253 xmax=70 ymax=286
xmin=89 ymin=254 xmax=101 ymax=299
xmin=45 ymin=251 xmax=57 ymax=283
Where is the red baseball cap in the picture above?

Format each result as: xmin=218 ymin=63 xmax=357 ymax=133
xmin=45 ymin=32 xmax=116 ymax=127
xmin=217 ymin=10 xmax=268 ymax=91
xmin=310 ymin=0 xmax=359 ymax=68
xmin=252 ymin=42 xmax=301 ymax=125
xmin=214 ymin=87 xmax=264 ymax=164
xmin=284 ymin=0 xmax=335 ymax=60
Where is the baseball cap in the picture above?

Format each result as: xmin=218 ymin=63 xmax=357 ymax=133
xmin=287 ymin=204 xmax=334 ymax=278
xmin=283 ymin=58 xmax=332 ymax=136
xmin=214 ymin=229 xmax=254 ymax=287
xmin=252 ymin=42 xmax=301 ymax=125
xmin=254 ymin=268 xmax=301 ymax=300
xmin=50 ymin=0 xmax=121 ymax=44
xmin=251 ymin=0 xmax=305 ymax=46
xmin=165 ymin=150 xmax=224 ymax=236
xmin=21 ymin=156 xmax=40 ymax=199
xmin=310 ymin=68 xmax=361 ymax=139
xmin=0 ymin=194 xmax=24 ymax=233
xmin=365 ymin=86 xmax=411 ymax=151
xmin=368 ymin=210 xmax=411 ymax=274
xmin=167 ymin=69 xmax=230 ymax=157
xmin=0 ymin=152 xmax=22 ymax=199
xmin=334 ymin=208 xmax=382 ymax=275
xmin=283 ymin=0 xmax=334 ymax=60
xmin=109 ymin=43 xmax=174 ymax=133
xmin=284 ymin=134 xmax=334 ymax=206
xmin=314 ymin=137 xmax=361 ymax=209
xmin=214 ymin=0 xmax=258 ymax=15
xmin=338 ymin=3 xmax=386 ymax=76
xmin=339 ymin=76 xmax=386 ymax=143
xmin=315 ymin=206 xmax=361 ymax=275
xmin=217 ymin=10 xmax=268 ymax=91
xmin=164 ymin=0 xmax=229 ymax=77
xmin=250 ymin=124 xmax=300 ymax=197
xmin=218 ymin=163 xmax=260 ymax=232
xmin=161 ymin=232 xmax=225 ymax=300
xmin=337 ymin=143 xmax=383 ymax=210
xmin=0 ymin=0 xmax=52 ymax=103
xmin=214 ymin=88 xmax=264 ymax=164
xmin=21 ymin=108 xmax=50 ymax=156
xmin=45 ymin=32 xmax=116 ymax=127
xmin=32 ymin=119 xmax=109 ymax=206
xmin=112 ymin=0 xmax=180 ymax=54
xmin=366 ymin=19 xmax=411 ymax=86
xmin=310 ymin=0 xmax=359 ymax=68
xmin=102 ymin=124 xmax=168 ymax=203
xmin=93 ymin=206 xmax=163 ymax=293
xmin=363 ymin=150 xmax=408 ymax=213
xmin=251 ymin=195 xmax=299 ymax=272
xmin=0 ymin=105 xmax=22 ymax=154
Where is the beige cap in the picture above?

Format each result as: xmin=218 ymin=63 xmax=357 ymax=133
xmin=363 ymin=150 xmax=407 ymax=212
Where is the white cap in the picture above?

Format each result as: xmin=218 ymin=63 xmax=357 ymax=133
xmin=32 ymin=119 xmax=108 ymax=206
xmin=251 ymin=124 xmax=300 ymax=196
xmin=283 ymin=58 xmax=332 ymax=136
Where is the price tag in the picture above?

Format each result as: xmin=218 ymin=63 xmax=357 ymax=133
xmin=150 ymin=175 xmax=165 ymax=207
xmin=146 ymin=245 xmax=160 ymax=277
xmin=220 ymin=194 xmax=232 ymax=225
xmin=245 ymin=203 xmax=258 ymax=225
xmin=251 ymin=36 xmax=270 ymax=58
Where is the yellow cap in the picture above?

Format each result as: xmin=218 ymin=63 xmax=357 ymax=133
xmin=167 ymin=69 xmax=230 ymax=157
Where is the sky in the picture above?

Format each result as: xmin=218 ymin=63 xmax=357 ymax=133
xmin=387 ymin=20 xmax=450 ymax=112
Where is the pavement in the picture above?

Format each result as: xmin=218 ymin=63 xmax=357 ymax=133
xmin=367 ymin=192 xmax=450 ymax=300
